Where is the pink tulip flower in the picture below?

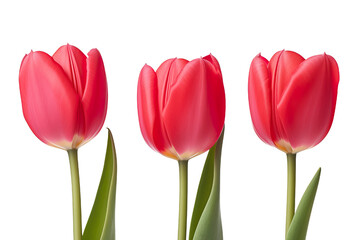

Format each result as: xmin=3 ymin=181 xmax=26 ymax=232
xmin=19 ymin=44 xmax=108 ymax=150
xmin=248 ymin=50 xmax=339 ymax=153
xmin=137 ymin=54 xmax=226 ymax=160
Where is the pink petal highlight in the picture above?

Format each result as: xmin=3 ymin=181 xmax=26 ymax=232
xmin=163 ymin=58 xmax=225 ymax=159
xmin=203 ymin=54 xmax=222 ymax=75
xmin=19 ymin=51 xmax=80 ymax=149
xmin=155 ymin=58 xmax=188 ymax=111
xmin=53 ymin=44 xmax=87 ymax=97
xmin=248 ymin=54 xmax=274 ymax=146
xmin=81 ymin=49 xmax=108 ymax=144
xmin=277 ymin=54 xmax=339 ymax=151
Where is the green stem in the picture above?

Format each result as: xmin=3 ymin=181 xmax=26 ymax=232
xmin=68 ymin=149 xmax=82 ymax=240
xmin=178 ymin=160 xmax=188 ymax=240
xmin=285 ymin=153 xmax=296 ymax=236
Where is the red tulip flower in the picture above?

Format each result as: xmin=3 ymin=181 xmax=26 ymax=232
xmin=248 ymin=50 xmax=339 ymax=153
xmin=19 ymin=44 xmax=108 ymax=240
xmin=19 ymin=44 xmax=108 ymax=150
xmin=248 ymin=50 xmax=339 ymax=237
xmin=137 ymin=54 xmax=226 ymax=161
xmin=137 ymin=54 xmax=225 ymax=240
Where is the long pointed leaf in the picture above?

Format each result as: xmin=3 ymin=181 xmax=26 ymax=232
xmin=83 ymin=129 xmax=117 ymax=240
xmin=189 ymin=128 xmax=224 ymax=240
xmin=286 ymin=168 xmax=321 ymax=240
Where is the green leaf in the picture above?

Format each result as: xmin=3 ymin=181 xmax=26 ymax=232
xmin=83 ymin=129 xmax=117 ymax=240
xmin=189 ymin=128 xmax=224 ymax=240
xmin=286 ymin=168 xmax=321 ymax=240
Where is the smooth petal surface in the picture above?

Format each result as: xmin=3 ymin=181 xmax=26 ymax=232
xmin=53 ymin=45 xmax=88 ymax=147
xmin=156 ymin=58 xmax=189 ymax=111
xmin=277 ymin=54 xmax=339 ymax=150
xmin=82 ymin=49 xmax=108 ymax=144
xmin=137 ymin=65 xmax=159 ymax=151
xmin=137 ymin=64 xmax=173 ymax=157
xmin=269 ymin=51 xmax=305 ymax=145
xmin=19 ymin=51 xmax=80 ymax=149
xmin=163 ymin=58 xmax=225 ymax=160
xmin=203 ymin=54 xmax=222 ymax=75
xmin=53 ymin=44 xmax=87 ymax=97
xmin=248 ymin=54 xmax=274 ymax=146
xmin=269 ymin=51 xmax=305 ymax=103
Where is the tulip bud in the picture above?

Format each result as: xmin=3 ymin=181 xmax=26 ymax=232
xmin=248 ymin=50 xmax=339 ymax=153
xmin=19 ymin=44 xmax=108 ymax=150
xmin=137 ymin=54 xmax=226 ymax=160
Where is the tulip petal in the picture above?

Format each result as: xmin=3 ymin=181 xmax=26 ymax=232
xmin=137 ymin=65 xmax=175 ymax=158
xmin=155 ymin=58 xmax=175 ymax=111
xmin=53 ymin=44 xmax=87 ymax=97
xmin=156 ymin=58 xmax=188 ymax=111
xmin=269 ymin=51 xmax=305 ymax=101
xmin=163 ymin=58 xmax=225 ymax=160
xmin=137 ymin=65 xmax=160 ymax=151
xmin=248 ymin=54 xmax=274 ymax=146
xmin=19 ymin=51 xmax=80 ymax=149
xmin=268 ymin=51 xmax=305 ymax=145
xmin=203 ymin=54 xmax=222 ymax=75
xmin=81 ymin=49 xmax=108 ymax=144
xmin=277 ymin=54 xmax=339 ymax=151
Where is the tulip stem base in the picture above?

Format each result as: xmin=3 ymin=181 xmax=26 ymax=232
xmin=286 ymin=153 xmax=296 ymax=237
xmin=178 ymin=160 xmax=188 ymax=240
xmin=68 ymin=149 xmax=82 ymax=240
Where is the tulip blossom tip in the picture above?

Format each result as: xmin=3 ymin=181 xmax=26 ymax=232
xmin=89 ymin=48 xmax=99 ymax=54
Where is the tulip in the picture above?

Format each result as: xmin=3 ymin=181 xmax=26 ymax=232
xmin=19 ymin=44 xmax=108 ymax=240
xmin=248 ymin=50 xmax=339 ymax=236
xmin=248 ymin=50 xmax=339 ymax=154
xmin=19 ymin=44 xmax=108 ymax=150
xmin=137 ymin=54 xmax=226 ymax=240
xmin=138 ymin=54 xmax=226 ymax=161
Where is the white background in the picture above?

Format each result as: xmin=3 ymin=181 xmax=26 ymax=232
xmin=0 ymin=0 xmax=358 ymax=239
